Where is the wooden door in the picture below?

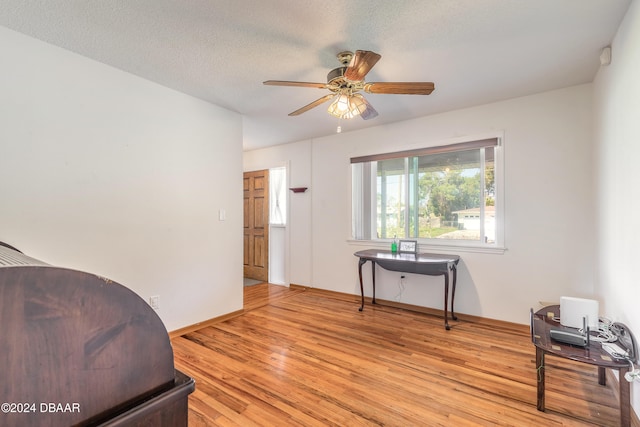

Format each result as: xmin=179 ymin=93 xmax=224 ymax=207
xmin=243 ymin=170 xmax=269 ymax=281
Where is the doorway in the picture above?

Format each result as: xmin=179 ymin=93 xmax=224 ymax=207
xmin=243 ymin=170 xmax=269 ymax=282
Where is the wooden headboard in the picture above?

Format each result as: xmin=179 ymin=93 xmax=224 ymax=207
xmin=0 ymin=243 xmax=194 ymax=426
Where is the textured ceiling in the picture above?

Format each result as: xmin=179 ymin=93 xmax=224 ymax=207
xmin=0 ymin=0 xmax=632 ymax=150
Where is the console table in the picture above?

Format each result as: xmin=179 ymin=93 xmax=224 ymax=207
xmin=354 ymin=249 xmax=460 ymax=330
xmin=531 ymin=305 xmax=636 ymax=427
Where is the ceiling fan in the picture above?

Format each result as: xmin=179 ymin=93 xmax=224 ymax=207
xmin=263 ymin=50 xmax=435 ymax=121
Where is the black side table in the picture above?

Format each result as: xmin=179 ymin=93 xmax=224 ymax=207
xmin=531 ymin=305 xmax=636 ymax=426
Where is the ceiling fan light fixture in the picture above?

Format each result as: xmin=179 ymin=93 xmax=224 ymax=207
xmin=348 ymin=94 xmax=368 ymax=115
xmin=326 ymin=101 xmax=340 ymax=118
xmin=340 ymin=107 xmax=360 ymax=119
xmin=327 ymin=93 xmax=351 ymax=118
xmin=327 ymin=92 xmax=368 ymax=119
xmin=336 ymin=93 xmax=350 ymax=113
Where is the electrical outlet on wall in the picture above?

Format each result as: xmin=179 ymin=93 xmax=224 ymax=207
xmin=149 ymin=295 xmax=160 ymax=310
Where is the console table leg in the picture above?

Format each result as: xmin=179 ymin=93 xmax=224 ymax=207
xmin=443 ymin=273 xmax=450 ymax=330
xmin=357 ymin=259 xmax=366 ymax=312
xmin=598 ymin=366 xmax=606 ymax=386
xmin=450 ymin=264 xmax=458 ymax=321
xmin=536 ymin=348 xmax=545 ymax=412
xmin=371 ymin=261 xmax=376 ymax=304
xmin=620 ymin=366 xmax=631 ymax=427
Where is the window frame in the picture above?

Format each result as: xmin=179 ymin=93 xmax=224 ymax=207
xmin=349 ymin=135 xmax=505 ymax=254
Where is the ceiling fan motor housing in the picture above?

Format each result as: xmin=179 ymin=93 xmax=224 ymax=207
xmin=327 ymin=51 xmax=357 ymax=90
xmin=327 ymin=67 xmax=348 ymax=86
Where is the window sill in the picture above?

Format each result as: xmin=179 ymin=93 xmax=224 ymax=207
xmin=347 ymin=239 xmax=506 ymax=255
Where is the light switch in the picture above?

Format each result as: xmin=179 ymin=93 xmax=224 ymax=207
xmin=219 ymin=209 xmax=226 ymax=221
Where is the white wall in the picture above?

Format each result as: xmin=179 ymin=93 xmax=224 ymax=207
xmin=248 ymin=84 xmax=596 ymax=325
xmin=0 ymin=26 xmax=244 ymax=332
xmin=269 ymin=225 xmax=286 ymax=285
xmin=593 ymin=0 xmax=640 ymax=411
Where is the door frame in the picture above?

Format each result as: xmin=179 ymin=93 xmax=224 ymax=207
xmin=243 ymin=163 xmax=290 ymax=287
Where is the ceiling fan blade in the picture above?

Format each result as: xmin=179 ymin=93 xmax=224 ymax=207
xmin=344 ymin=50 xmax=381 ymax=82
xmin=360 ymin=97 xmax=378 ymax=120
xmin=264 ymin=80 xmax=327 ymax=89
xmin=288 ymin=94 xmax=335 ymax=116
xmin=363 ymin=82 xmax=435 ymax=95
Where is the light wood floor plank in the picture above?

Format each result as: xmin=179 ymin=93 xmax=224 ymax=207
xmin=174 ymin=284 xmax=629 ymax=426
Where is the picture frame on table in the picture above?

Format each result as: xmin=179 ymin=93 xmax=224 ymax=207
xmin=398 ymin=240 xmax=418 ymax=254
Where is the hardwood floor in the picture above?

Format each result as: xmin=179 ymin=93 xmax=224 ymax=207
xmin=173 ymin=284 xmax=627 ymax=426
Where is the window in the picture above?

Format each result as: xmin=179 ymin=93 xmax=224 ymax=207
xmin=351 ymin=138 xmax=502 ymax=248
xmin=269 ymin=167 xmax=286 ymax=225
